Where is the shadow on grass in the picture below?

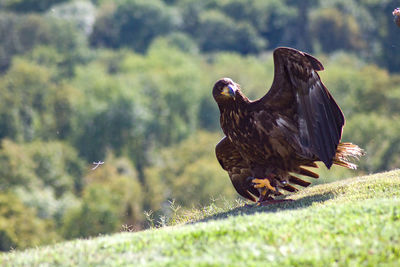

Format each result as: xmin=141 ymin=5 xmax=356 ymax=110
xmin=194 ymin=192 xmax=335 ymax=224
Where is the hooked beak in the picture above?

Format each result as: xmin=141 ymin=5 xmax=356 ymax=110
xmin=221 ymin=85 xmax=236 ymax=98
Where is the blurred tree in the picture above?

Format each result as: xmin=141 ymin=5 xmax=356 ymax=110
xmin=46 ymin=0 xmax=96 ymax=35
xmin=0 ymin=13 xmax=50 ymax=72
xmin=156 ymin=33 xmax=199 ymax=54
xmin=344 ymin=114 xmax=400 ymax=173
xmin=90 ymin=0 xmax=179 ymax=53
xmin=15 ymin=186 xmax=80 ymax=225
xmin=0 ymin=139 xmax=85 ymax=221
xmin=0 ymin=58 xmax=52 ymax=141
xmin=321 ymin=55 xmax=399 ymax=117
xmin=195 ymin=10 xmax=265 ymax=54
xmin=27 ymin=141 xmax=85 ymax=196
xmin=88 ymin=2 xmax=119 ymax=48
xmin=198 ymin=96 xmax=219 ymax=131
xmin=215 ymin=0 xmax=295 ymax=49
xmin=1 ymin=0 xmax=70 ymax=13
xmin=286 ymin=0 xmax=318 ymax=51
xmin=27 ymin=46 xmax=64 ymax=75
xmin=74 ymin=95 xmax=146 ymax=167
xmin=86 ymin=155 xmax=144 ymax=226
xmin=61 ymin=185 xmax=121 ymax=239
xmin=0 ymin=139 xmax=37 ymax=190
xmin=0 ymin=138 xmax=85 ymax=237
xmin=62 ymin=154 xmax=144 ymax=238
xmin=45 ymin=18 xmax=92 ymax=77
xmin=179 ymin=0 xmax=202 ymax=35
xmin=109 ymin=42 xmax=206 ymax=158
xmin=365 ymin=0 xmax=400 ymax=72
xmin=144 ymin=132 xmax=236 ymax=211
xmin=0 ymin=13 xmax=89 ymax=75
xmin=0 ymin=58 xmax=79 ymax=141
xmin=140 ymin=43 xmax=205 ymax=145
xmin=0 ymin=191 xmax=58 ymax=251
xmin=309 ymin=8 xmax=366 ymax=53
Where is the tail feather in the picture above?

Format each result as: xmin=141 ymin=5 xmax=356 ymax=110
xmin=302 ymin=162 xmax=319 ymax=168
xmin=289 ymin=175 xmax=312 ymax=187
xmin=282 ymin=184 xmax=298 ymax=192
xmin=333 ymin=142 xmax=365 ymax=169
xmin=298 ymin=167 xmax=319 ymax=178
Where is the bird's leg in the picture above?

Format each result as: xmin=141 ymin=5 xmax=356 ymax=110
xmin=252 ymin=178 xmax=276 ymax=191
xmin=251 ymin=176 xmax=293 ymax=205
xmin=251 ymin=177 xmax=277 ymax=204
xmin=257 ymin=188 xmax=268 ymax=203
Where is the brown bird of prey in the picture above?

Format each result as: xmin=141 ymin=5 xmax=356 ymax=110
xmin=394 ymin=8 xmax=400 ymax=27
xmin=213 ymin=47 xmax=363 ymax=205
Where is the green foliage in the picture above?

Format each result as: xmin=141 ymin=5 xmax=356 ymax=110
xmin=62 ymin=154 xmax=143 ymax=239
xmin=61 ymin=185 xmax=121 ymax=239
xmin=367 ymin=0 xmax=400 ymax=72
xmin=0 ymin=13 xmax=88 ymax=74
xmin=0 ymin=140 xmax=37 ymax=189
xmin=90 ymin=0 xmax=178 ymax=53
xmin=15 ymin=187 xmax=80 ymax=224
xmin=155 ymin=33 xmax=199 ymax=54
xmin=0 ymin=139 xmax=83 ymax=192
xmin=138 ymin=43 xmax=204 ymax=145
xmin=1 ymin=0 xmax=70 ymax=13
xmin=74 ymin=96 xmax=145 ymax=161
xmin=310 ymin=8 xmax=365 ymax=53
xmin=344 ymin=114 xmax=400 ymax=173
xmin=70 ymin=45 xmax=205 ymax=174
xmin=321 ymin=55 xmax=400 ymax=116
xmin=144 ymin=132 xmax=236 ymax=211
xmin=27 ymin=141 xmax=85 ymax=196
xmin=0 ymin=191 xmax=58 ymax=251
xmin=194 ymin=10 xmax=265 ymax=54
xmin=0 ymin=13 xmax=50 ymax=71
xmin=216 ymin=0 xmax=296 ymax=48
xmin=0 ymin=139 xmax=84 ymax=223
xmin=0 ymin=58 xmax=78 ymax=141
xmin=46 ymin=1 xmax=96 ymax=35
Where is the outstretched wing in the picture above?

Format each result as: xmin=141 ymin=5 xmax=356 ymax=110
xmin=215 ymin=137 xmax=260 ymax=201
xmin=257 ymin=47 xmax=345 ymax=168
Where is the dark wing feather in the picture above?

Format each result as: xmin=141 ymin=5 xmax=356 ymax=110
xmin=215 ymin=137 xmax=260 ymax=201
xmin=258 ymin=47 xmax=344 ymax=168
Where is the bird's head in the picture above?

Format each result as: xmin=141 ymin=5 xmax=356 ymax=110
xmin=212 ymin=78 xmax=239 ymax=105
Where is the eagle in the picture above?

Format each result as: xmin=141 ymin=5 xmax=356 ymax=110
xmin=394 ymin=8 xmax=400 ymax=27
xmin=213 ymin=47 xmax=363 ymax=205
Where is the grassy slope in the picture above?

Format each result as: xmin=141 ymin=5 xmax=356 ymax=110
xmin=1 ymin=170 xmax=400 ymax=266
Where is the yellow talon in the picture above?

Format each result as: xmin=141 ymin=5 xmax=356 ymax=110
xmin=261 ymin=188 xmax=267 ymax=196
xmin=255 ymin=189 xmax=268 ymax=206
xmin=252 ymin=178 xmax=276 ymax=191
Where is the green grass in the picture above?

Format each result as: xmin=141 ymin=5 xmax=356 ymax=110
xmin=2 ymin=170 xmax=400 ymax=266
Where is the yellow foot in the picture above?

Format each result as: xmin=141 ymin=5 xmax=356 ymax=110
xmin=252 ymin=178 xmax=276 ymax=191
xmin=255 ymin=188 xmax=268 ymax=206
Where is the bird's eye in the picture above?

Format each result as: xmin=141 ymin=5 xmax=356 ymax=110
xmin=221 ymin=85 xmax=236 ymax=97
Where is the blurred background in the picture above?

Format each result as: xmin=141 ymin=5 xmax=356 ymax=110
xmin=0 ymin=0 xmax=399 ymax=251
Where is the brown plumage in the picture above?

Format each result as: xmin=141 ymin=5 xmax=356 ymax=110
xmin=393 ymin=8 xmax=400 ymax=27
xmin=213 ymin=47 xmax=364 ymax=203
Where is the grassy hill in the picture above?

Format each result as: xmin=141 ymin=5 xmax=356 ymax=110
xmin=1 ymin=170 xmax=400 ymax=266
